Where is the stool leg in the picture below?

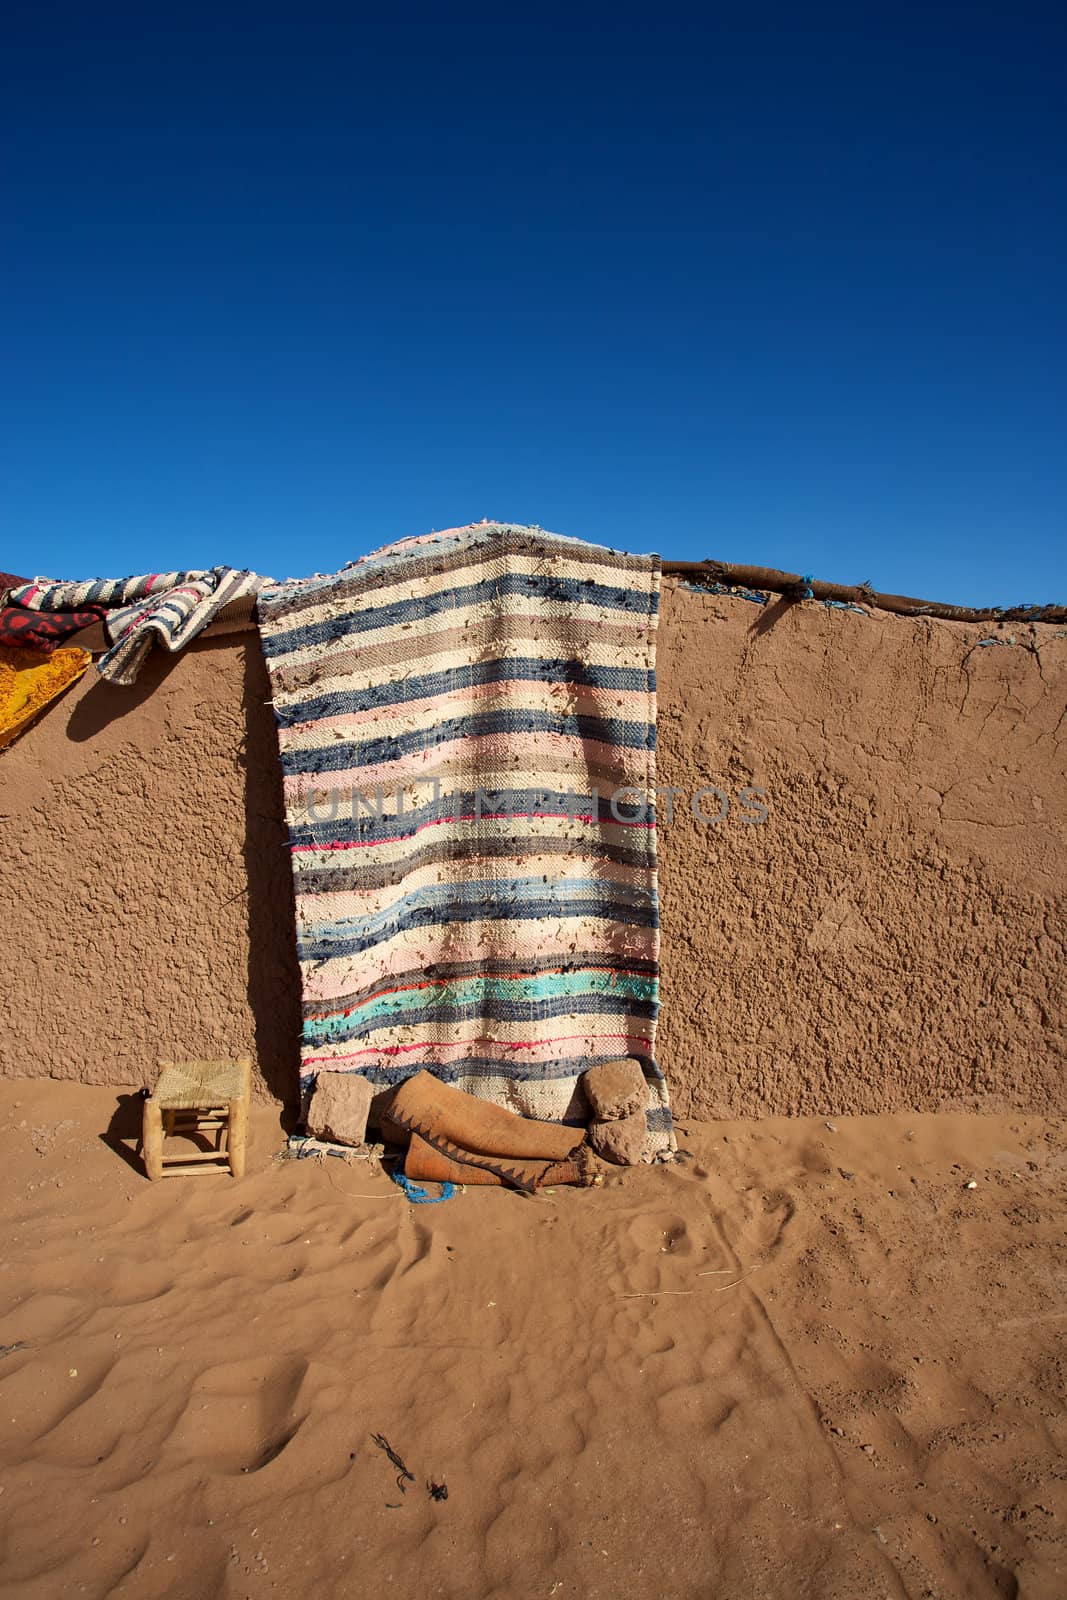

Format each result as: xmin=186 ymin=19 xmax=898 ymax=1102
xmin=143 ymin=1099 xmax=164 ymax=1181
xmin=228 ymin=1095 xmax=247 ymax=1178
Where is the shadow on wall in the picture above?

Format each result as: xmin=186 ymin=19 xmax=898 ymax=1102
xmin=241 ymin=641 xmax=303 ymax=1106
xmin=66 ymin=650 xmax=180 ymax=740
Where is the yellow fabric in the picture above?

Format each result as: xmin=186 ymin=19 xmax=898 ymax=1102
xmin=0 ymin=645 xmax=90 ymax=751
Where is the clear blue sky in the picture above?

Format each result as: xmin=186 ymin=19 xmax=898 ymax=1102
xmin=4 ymin=3 xmax=1065 ymax=605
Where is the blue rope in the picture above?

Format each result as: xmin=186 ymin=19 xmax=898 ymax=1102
xmin=680 ymin=580 xmax=767 ymax=605
xmin=391 ymin=1169 xmax=456 ymax=1204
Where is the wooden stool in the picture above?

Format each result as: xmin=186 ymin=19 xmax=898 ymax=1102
xmin=143 ymin=1057 xmax=252 ymax=1180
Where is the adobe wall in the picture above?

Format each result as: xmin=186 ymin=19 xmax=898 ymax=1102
xmin=0 ymin=638 xmax=300 ymax=1104
xmin=1 ymin=581 xmax=1063 ymax=1116
xmin=656 ymin=582 xmax=1066 ymax=1116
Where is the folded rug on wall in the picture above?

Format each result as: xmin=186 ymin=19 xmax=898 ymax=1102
xmin=0 ymin=571 xmax=107 ymax=654
xmin=257 ymin=522 xmax=674 ymax=1158
xmin=5 ymin=568 xmax=262 ymax=684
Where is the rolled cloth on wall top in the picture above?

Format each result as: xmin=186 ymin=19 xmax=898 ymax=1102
xmin=5 ymin=568 xmax=263 ymax=684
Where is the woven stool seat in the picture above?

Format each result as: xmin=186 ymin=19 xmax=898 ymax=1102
xmin=154 ymin=1058 xmax=250 ymax=1109
xmin=143 ymin=1056 xmax=252 ymax=1180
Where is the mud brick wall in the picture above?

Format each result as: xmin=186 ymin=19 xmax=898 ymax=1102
xmin=655 ymin=582 xmax=1066 ymax=1116
xmin=2 ymin=583 xmax=1064 ymax=1115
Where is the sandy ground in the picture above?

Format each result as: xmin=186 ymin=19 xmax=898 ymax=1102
xmin=0 ymin=1081 xmax=1063 ymax=1600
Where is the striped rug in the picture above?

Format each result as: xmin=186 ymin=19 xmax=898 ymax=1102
xmin=8 ymin=568 xmax=261 ymax=684
xmin=257 ymin=523 xmax=673 ymax=1158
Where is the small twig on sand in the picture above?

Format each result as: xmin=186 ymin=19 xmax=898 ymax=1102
xmin=371 ymin=1433 xmax=416 ymax=1492
xmin=619 ymin=1264 xmax=760 ymax=1299
xmin=698 ymin=1264 xmax=760 ymax=1289
xmin=619 ymin=1290 xmax=695 ymax=1299
xmin=325 ymin=1165 xmax=403 ymax=1201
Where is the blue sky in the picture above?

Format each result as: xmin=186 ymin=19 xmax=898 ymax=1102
xmin=4 ymin=3 xmax=1065 ymax=605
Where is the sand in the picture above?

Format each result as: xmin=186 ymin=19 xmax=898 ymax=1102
xmin=0 ymin=1081 xmax=1063 ymax=1599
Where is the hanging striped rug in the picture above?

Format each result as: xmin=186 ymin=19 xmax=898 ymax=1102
xmin=257 ymin=522 xmax=673 ymax=1157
